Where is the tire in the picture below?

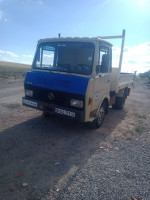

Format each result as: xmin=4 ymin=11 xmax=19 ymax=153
xmin=115 ymin=97 xmax=125 ymax=110
xmin=112 ymin=103 xmax=117 ymax=109
xmin=91 ymin=102 xmax=106 ymax=128
xmin=43 ymin=111 xmax=54 ymax=118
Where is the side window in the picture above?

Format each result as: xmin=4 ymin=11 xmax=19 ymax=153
xmin=35 ymin=47 xmax=42 ymax=67
xmin=35 ymin=46 xmax=55 ymax=68
xmin=99 ymin=46 xmax=111 ymax=73
xmin=42 ymin=47 xmax=55 ymax=67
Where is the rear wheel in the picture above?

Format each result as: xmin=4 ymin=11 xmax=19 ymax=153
xmin=112 ymin=96 xmax=125 ymax=110
xmin=91 ymin=102 xmax=106 ymax=128
xmin=116 ymin=97 xmax=125 ymax=110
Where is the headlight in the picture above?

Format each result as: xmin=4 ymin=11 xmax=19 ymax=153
xmin=25 ymin=89 xmax=33 ymax=97
xmin=70 ymin=99 xmax=83 ymax=108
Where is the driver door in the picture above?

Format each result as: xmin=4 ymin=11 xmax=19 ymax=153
xmin=92 ymin=43 xmax=112 ymax=111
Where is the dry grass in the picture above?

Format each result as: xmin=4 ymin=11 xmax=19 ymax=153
xmin=135 ymin=125 xmax=145 ymax=133
xmin=134 ymin=113 xmax=147 ymax=119
xmin=0 ymin=61 xmax=31 ymax=79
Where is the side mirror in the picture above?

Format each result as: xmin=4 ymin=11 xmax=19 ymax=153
xmin=100 ymin=54 xmax=110 ymax=73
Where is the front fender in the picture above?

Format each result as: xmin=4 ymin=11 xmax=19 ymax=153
xmin=88 ymin=93 xmax=109 ymax=122
xmin=96 ymin=93 xmax=109 ymax=116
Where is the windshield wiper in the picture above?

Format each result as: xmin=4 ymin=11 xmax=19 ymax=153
xmin=48 ymin=67 xmax=74 ymax=76
xmin=55 ymin=64 xmax=74 ymax=76
xmin=60 ymin=71 xmax=74 ymax=76
xmin=48 ymin=69 xmax=55 ymax=73
xmin=57 ymin=63 xmax=66 ymax=69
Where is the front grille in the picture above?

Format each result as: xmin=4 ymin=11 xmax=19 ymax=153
xmin=25 ymin=84 xmax=85 ymax=110
xmin=43 ymin=106 xmax=53 ymax=112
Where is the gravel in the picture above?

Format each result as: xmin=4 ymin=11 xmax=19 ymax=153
xmin=0 ymin=80 xmax=150 ymax=200
xmin=54 ymin=139 xmax=150 ymax=200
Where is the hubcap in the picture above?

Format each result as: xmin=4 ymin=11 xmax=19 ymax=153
xmin=97 ymin=106 xmax=105 ymax=126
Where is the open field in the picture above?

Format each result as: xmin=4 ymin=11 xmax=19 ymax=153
xmin=0 ymin=61 xmax=31 ymax=79
xmin=0 ymin=78 xmax=150 ymax=200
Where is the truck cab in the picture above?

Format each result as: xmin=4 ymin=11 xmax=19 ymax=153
xmin=22 ymin=30 xmax=134 ymax=128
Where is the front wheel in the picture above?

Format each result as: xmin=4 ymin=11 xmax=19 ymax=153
xmin=91 ymin=102 xmax=106 ymax=128
xmin=42 ymin=111 xmax=54 ymax=118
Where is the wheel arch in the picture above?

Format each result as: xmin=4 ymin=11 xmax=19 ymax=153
xmin=97 ymin=94 xmax=109 ymax=115
xmin=91 ymin=95 xmax=109 ymax=129
xmin=103 ymin=98 xmax=109 ymax=114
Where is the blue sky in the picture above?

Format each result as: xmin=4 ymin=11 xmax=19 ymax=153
xmin=0 ymin=0 xmax=150 ymax=73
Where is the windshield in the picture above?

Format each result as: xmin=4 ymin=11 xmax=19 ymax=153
xmin=33 ymin=42 xmax=94 ymax=75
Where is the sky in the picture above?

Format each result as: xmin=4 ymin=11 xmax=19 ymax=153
xmin=0 ymin=0 xmax=150 ymax=73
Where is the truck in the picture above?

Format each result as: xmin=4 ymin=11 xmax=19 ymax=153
xmin=22 ymin=30 xmax=134 ymax=128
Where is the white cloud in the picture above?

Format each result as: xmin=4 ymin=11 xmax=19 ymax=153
xmin=0 ymin=50 xmax=19 ymax=57
xmin=112 ymin=42 xmax=150 ymax=73
xmin=0 ymin=50 xmax=33 ymax=64
xmin=0 ymin=10 xmax=8 ymax=22
xmin=0 ymin=42 xmax=150 ymax=72
xmin=22 ymin=54 xmax=33 ymax=58
xmin=43 ymin=54 xmax=53 ymax=58
xmin=20 ymin=60 xmax=31 ymax=64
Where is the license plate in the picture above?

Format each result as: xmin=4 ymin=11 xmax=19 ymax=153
xmin=55 ymin=108 xmax=75 ymax=117
xmin=23 ymin=99 xmax=37 ymax=107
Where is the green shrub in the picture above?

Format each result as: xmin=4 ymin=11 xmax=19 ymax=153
xmin=139 ymin=70 xmax=150 ymax=81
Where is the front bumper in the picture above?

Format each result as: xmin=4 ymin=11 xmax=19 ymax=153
xmin=22 ymin=97 xmax=85 ymax=122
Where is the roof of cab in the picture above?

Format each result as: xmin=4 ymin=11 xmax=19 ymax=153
xmin=38 ymin=37 xmax=112 ymax=46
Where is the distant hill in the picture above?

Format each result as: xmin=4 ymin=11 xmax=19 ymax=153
xmin=0 ymin=61 xmax=31 ymax=68
xmin=0 ymin=61 xmax=31 ymax=79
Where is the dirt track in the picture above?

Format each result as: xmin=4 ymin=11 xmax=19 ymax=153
xmin=0 ymin=79 xmax=150 ymax=200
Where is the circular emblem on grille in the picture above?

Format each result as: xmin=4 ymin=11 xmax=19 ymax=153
xmin=48 ymin=93 xmax=54 ymax=100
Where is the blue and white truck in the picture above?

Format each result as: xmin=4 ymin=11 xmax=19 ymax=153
xmin=22 ymin=30 xmax=134 ymax=128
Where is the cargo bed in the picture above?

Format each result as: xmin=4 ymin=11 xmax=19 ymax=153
xmin=111 ymin=68 xmax=134 ymax=92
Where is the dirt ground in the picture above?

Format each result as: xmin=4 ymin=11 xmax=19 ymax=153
xmin=0 ymin=78 xmax=150 ymax=200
